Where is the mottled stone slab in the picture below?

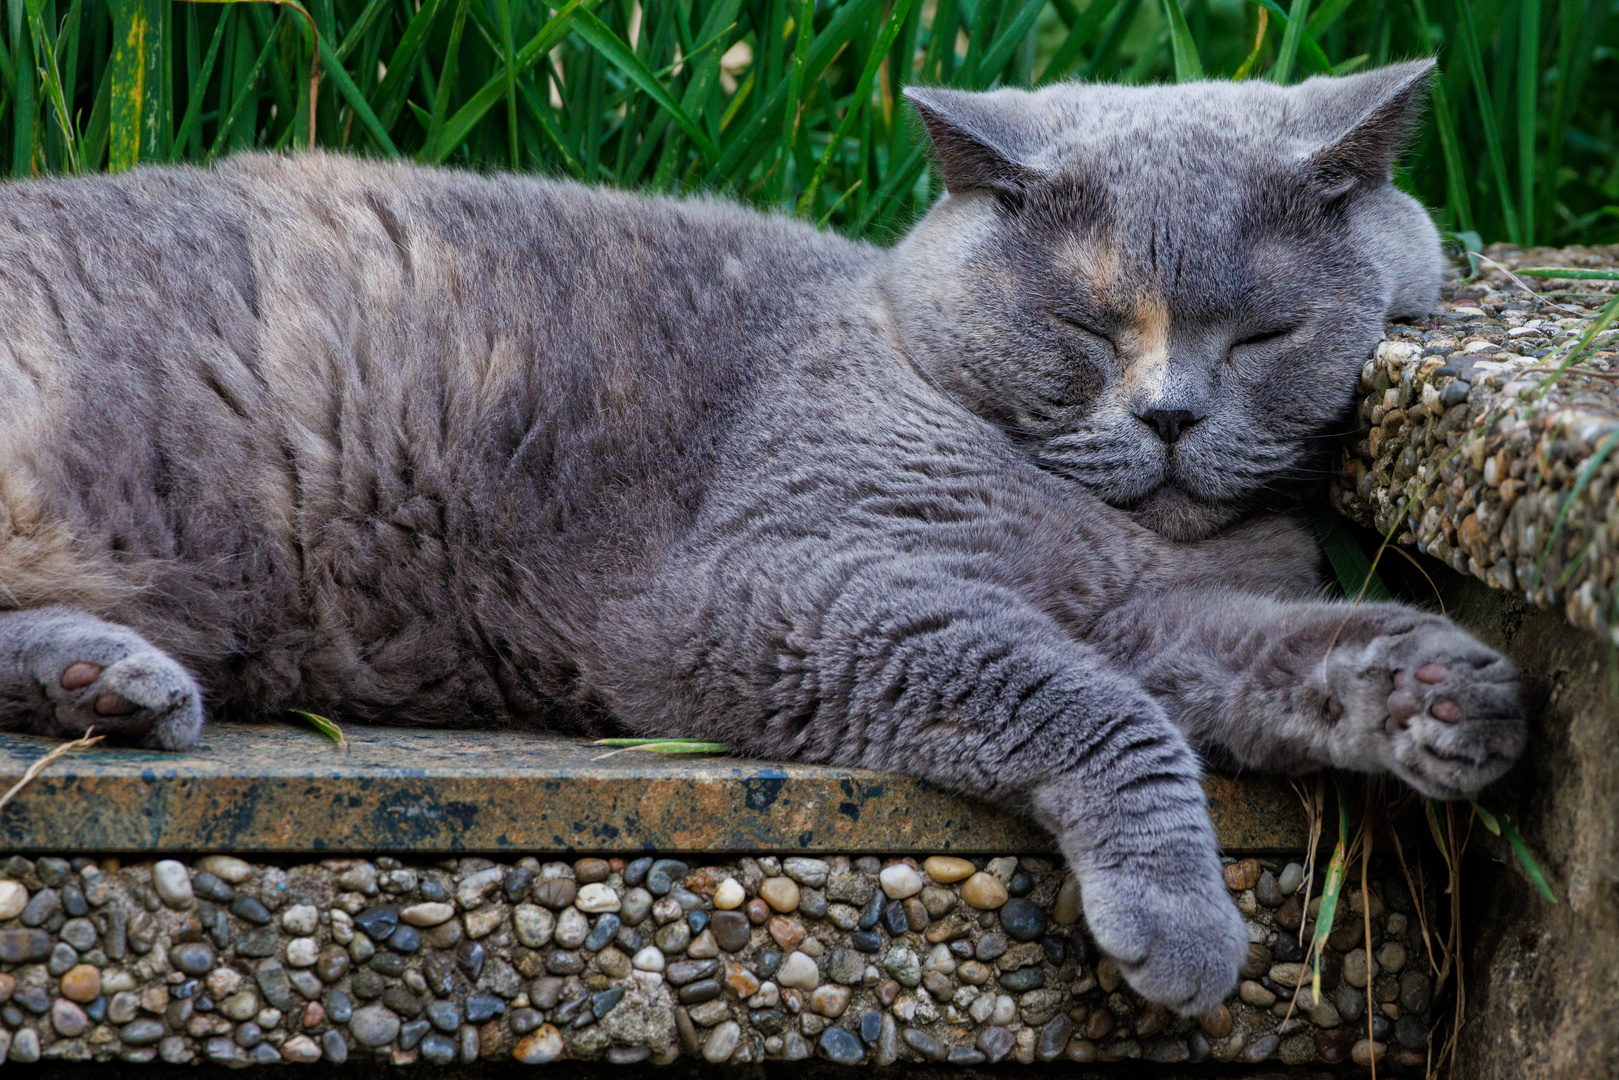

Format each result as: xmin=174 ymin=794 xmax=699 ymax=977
xmin=1335 ymin=243 xmax=1619 ymax=643
xmin=0 ymin=725 xmax=1305 ymax=854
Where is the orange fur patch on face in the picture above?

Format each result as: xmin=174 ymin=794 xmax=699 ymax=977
xmin=1118 ymin=290 xmax=1171 ymax=401
xmin=1054 ymin=236 xmax=1120 ymax=298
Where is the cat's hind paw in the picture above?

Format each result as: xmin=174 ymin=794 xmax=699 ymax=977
xmin=1078 ymin=856 xmax=1247 ymax=1017
xmin=3 ymin=610 xmax=206 ymax=750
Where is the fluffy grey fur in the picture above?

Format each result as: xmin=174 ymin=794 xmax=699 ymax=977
xmin=0 ymin=60 xmax=1523 ymax=1015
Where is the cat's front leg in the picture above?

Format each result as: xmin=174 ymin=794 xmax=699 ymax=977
xmin=0 ymin=607 xmax=204 ymax=749
xmin=1090 ymin=590 xmax=1525 ymax=799
xmin=610 ymin=559 xmax=1248 ymax=1015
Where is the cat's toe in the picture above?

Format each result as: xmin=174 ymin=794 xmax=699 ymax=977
xmin=1080 ymin=864 xmax=1246 ymax=1016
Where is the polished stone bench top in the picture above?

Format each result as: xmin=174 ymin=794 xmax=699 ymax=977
xmin=0 ymin=724 xmax=1307 ymax=854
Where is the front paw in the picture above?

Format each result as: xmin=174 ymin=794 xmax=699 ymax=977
xmin=1078 ymin=856 xmax=1247 ymax=1016
xmin=1326 ymin=615 xmax=1525 ymax=799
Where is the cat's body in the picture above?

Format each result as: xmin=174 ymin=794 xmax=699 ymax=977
xmin=0 ymin=62 xmax=1525 ymax=1015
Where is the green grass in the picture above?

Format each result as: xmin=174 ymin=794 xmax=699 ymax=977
xmin=0 ymin=0 xmax=1614 ymax=244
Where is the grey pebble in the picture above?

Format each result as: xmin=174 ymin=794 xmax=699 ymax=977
xmin=60 ymin=917 xmax=98 ymax=953
xmin=998 ymin=966 xmax=1045 ymax=992
xmin=48 ymin=941 xmax=79 ymax=975
xmin=20 ymin=888 xmax=60 ymax=927
xmin=465 ymin=994 xmax=506 ymax=1023
xmin=325 ymin=988 xmax=354 ymax=1024
xmin=348 ymin=1003 xmax=401 ymax=1047
xmin=427 ymin=1000 xmax=462 ymax=1032
xmin=321 ymin=1029 xmax=349 ymax=1064
xmin=646 ymin=860 xmax=689 ymax=896
xmin=400 ymin=1018 xmax=430 ymax=1051
xmin=420 ymin=1034 xmax=456 ymax=1064
xmin=977 ymin=1025 xmax=1015 ymax=1063
xmin=1242 ymin=1033 xmax=1280 ymax=1062
xmin=976 ymin=932 xmax=1008 ymax=961
xmin=902 ymin=1027 xmax=946 ymax=1060
xmin=230 ymin=896 xmax=272 ymax=925
xmin=820 ymin=1026 xmax=864 ymax=1064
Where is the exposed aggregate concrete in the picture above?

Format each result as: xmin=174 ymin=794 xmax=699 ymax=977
xmin=0 ymin=852 xmax=1432 ymax=1069
xmin=1334 ymin=244 xmax=1619 ymax=642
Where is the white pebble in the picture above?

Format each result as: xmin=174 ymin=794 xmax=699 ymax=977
xmin=713 ymin=879 xmax=745 ymax=910
xmin=632 ymin=947 xmax=666 ymax=972
xmin=285 ymin=938 xmax=319 ymax=968
xmin=575 ymin=883 xmax=621 ymax=913
xmin=776 ymin=951 xmax=820 ymax=990
xmin=878 ymin=864 xmax=923 ymax=900
xmin=399 ymin=902 xmax=454 ymax=927
xmin=0 ymin=880 xmax=28 ymax=920
xmin=196 ymin=856 xmax=253 ymax=883
xmin=152 ymin=860 xmax=195 ymax=910
xmin=990 ymin=994 xmax=1017 ymax=1025
xmin=281 ymin=904 xmax=318 ymax=935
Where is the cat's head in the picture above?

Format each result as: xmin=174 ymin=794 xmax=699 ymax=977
xmin=887 ymin=61 xmax=1442 ymax=541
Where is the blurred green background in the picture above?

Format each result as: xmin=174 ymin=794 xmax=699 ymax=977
xmin=0 ymin=0 xmax=1614 ymax=244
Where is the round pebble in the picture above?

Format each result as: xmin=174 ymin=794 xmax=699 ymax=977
xmin=0 ymin=881 xmax=27 ymax=920
xmin=961 ymin=872 xmax=1008 ymax=910
xmin=777 ymin=951 xmax=819 ymax=989
xmin=152 ymin=860 xmax=195 ymax=909
xmin=60 ymin=963 xmax=102 ymax=1002
xmin=999 ymin=897 xmax=1047 ymax=941
xmin=759 ymin=877 xmax=800 ymax=912
xmin=713 ymin=878 xmax=745 ymax=910
xmin=514 ymin=1024 xmax=564 ymax=1064
xmin=52 ymin=996 xmax=89 ymax=1036
xmin=400 ymin=902 xmax=454 ymax=927
xmin=576 ymin=882 xmax=620 ymax=913
xmin=879 ymin=864 xmax=923 ymax=899
xmin=349 ymin=1003 xmax=401 ymax=1046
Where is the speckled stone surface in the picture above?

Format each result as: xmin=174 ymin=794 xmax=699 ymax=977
xmin=0 ymin=726 xmax=1308 ymax=855
xmin=0 ymin=852 xmax=1431 ymax=1069
xmin=1334 ymin=243 xmax=1619 ymax=642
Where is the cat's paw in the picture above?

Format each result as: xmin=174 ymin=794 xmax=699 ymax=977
xmin=23 ymin=624 xmax=204 ymax=750
xmin=1077 ymin=854 xmax=1247 ymax=1016
xmin=1325 ymin=615 xmax=1524 ymax=799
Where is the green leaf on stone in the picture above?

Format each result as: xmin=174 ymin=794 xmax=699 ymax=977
xmin=593 ymin=737 xmax=731 ymax=755
xmin=291 ymin=709 xmax=349 ymax=751
xmin=1308 ymin=778 xmax=1350 ymax=1002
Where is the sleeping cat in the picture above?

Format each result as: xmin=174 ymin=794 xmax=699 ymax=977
xmin=0 ymin=58 xmax=1524 ymax=1015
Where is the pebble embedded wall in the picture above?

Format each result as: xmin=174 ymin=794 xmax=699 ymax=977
xmin=0 ymin=852 xmax=1431 ymax=1070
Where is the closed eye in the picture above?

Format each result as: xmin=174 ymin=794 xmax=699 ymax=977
xmin=1050 ymin=313 xmax=1112 ymax=342
xmin=1234 ymin=326 xmax=1297 ymax=349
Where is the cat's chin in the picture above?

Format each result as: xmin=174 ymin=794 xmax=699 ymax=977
xmin=1125 ymin=486 xmax=1242 ymax=542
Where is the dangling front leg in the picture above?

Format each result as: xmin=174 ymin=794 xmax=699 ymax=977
xmin=1088 ymin=589 xmax=1526 ymax=799
xmin=607 ymin=553 xmax=1249 ymax=1015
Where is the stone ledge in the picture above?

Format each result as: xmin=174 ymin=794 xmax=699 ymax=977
xmin=1334 ymin=243 xmax=1619 ymax=642
xmin=0 ymin=726 xmax=1307 ymax=855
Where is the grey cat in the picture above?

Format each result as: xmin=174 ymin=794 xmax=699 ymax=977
xmin=0 ymin=59 xmax=1524 ymax=1014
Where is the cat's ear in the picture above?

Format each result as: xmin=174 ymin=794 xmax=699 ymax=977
xmin=904 ymin=87 xmax=1035 ymax=200
xmin=1301 ymin=59 xmax=1434 ymax=198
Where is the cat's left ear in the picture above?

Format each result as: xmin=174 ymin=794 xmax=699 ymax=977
xmin=1300 ymin=59 xmax=1434 ymax=197
xmin=904 ymin=87 xmax=1037 ymax=201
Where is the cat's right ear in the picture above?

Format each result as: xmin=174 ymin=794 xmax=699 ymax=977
xmin=905 ymin=87 xmax=1035 ymax=201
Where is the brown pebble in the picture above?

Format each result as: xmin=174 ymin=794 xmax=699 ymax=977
xmin=1096 ymin=958 xmax=1121 ymax=993
xmin=960 ymin=872 xmax=1008 ymax=910
xmin=533 ymin=879 xmax=576 ymax=910
xmin=902 ymin=897 xmax=928 ymax=931
xmin=1134 ymin=1004 xmax=1169 ymax=1038
xmin=60 ymin=964 xmax=102 ymax=1003
xmin=921 ymin=857 xmax=974 ymax=884
xmin=573 ymin=859 xmax=610 ymax=885
xmin=0 ymin=973 xmax=14 ymax=1003
xmin=1084 ymin=1008 xmax=1114 ymax=1040
xmin=1223 ymin=858 xmax=1261 ymax=892
xmin=607 ymin=858 xmax=625 ymax=873
xmin=746 ymin=899 xmax=771 ymax=925
xmin=876 ymin=980 xmax=900 ymax=1006
xmin=1197 ymin=1004 xmax=1232 ymax=1039
xmin=61 ymin=662 xmax=101 ymax=690
xmin=302 ymin=1002 xmax=325 ymax=1028
xmin=767 ymin=916 xmax=805 ymax=951
xmin=1274 ymin=895 xmax=1304 ymax=932
xmin=723 ymin=961 xmax=760 ymax=998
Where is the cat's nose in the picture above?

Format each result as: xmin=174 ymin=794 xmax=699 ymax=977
xmin=1135 ymin=407 xmax=1203 ymax=444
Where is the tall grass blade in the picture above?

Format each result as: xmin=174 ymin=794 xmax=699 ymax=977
xmin=1517 ymin=0 xmax=1539 ymax=246
xmin=1161 ymin=0 xmax=1204 ymax=82
xmin=1271 ymin=0 xmax=1312 ymax=83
